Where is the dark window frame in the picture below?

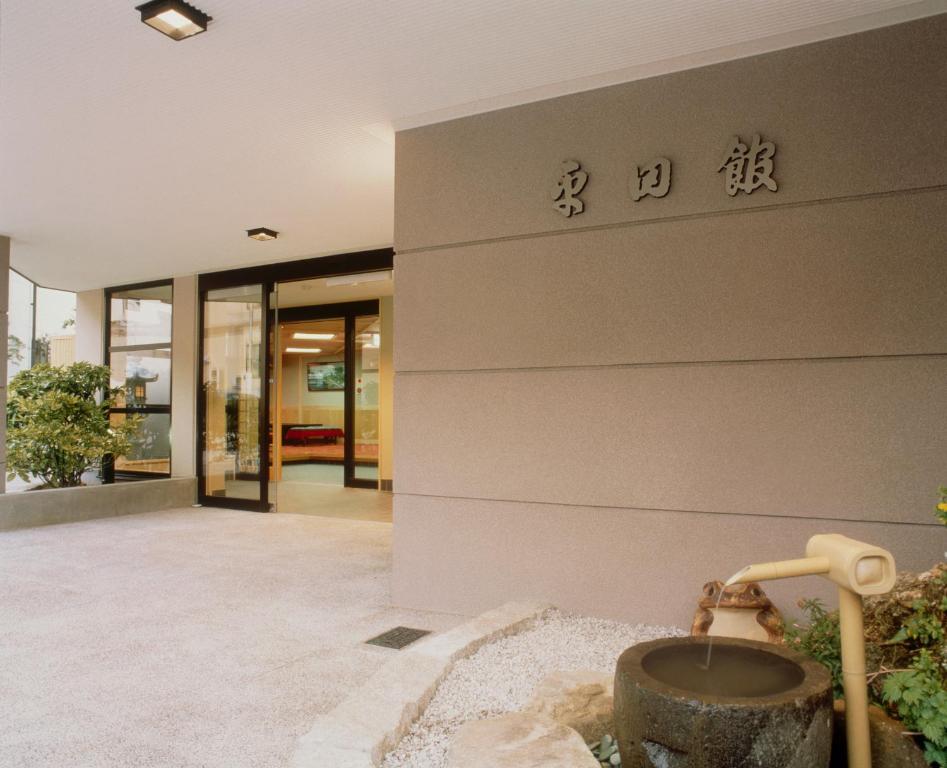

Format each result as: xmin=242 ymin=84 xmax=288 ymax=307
xmin=104 ymin=279 xmax=174 ymax=481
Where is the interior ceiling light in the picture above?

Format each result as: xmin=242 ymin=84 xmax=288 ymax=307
xmin=247 ymin=227 xmax=279 ymax=241
xmin=135 ymin=0 xmax=212 ymax=41
xmin=324 ymin=270 xmax=392 ymax=287
xmin=293 ymin=332 xmax=335 ymax=340
xmin=285 ymin=347 xmax=322 ymax=354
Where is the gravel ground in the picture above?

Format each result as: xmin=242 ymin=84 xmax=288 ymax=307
xmin=383 ymin=610 xmax=686 ymax=768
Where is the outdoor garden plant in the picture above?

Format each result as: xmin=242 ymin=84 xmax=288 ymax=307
xmin=589 ymin=733 xmax=621 ymax=766
xmin=6 ymin=362 xmax=139 ymax=489
xmin=785 ymin=492 xmax=947 ymax=766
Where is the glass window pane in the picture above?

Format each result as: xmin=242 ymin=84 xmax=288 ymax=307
xmin=111 ymin=412 xmax=171 ymax=475
xmin=110 ymin=349 xmax=172 ymax=407
xmin=34 ymin=286 xmax=76 ymax=367
xmin=354 ymin=315 xmax=379 ymax=482
xmin=8 ymin=270 xmax=34 ymax=377
xmin=110 ymin=284 xmax=172 ymax=347
xmin=203 ymin=285 xmax=263 ymax=501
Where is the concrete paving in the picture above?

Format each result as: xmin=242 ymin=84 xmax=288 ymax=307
xmin=271 ymin=483 xmax=392 ymax=522
xmin=0 ymin=508 xmax=464 ymax=767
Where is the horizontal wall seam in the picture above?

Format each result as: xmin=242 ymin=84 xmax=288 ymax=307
xmin=394 ymin=491 xmax=941 ymax=528
xmin=394 ymin=183 xmax=947 ymax=255
xmin=395 ymin=352 xmax=947 ymax=377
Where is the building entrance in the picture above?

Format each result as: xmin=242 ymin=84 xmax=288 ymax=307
xmin=268 ymin=301 xmax=381 ymax=491
xmin=195 ymin=249 xmax=393 ymax=512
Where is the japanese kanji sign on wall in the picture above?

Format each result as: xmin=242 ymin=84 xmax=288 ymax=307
xmin=550 ymin=134 xmax=778 ymax=217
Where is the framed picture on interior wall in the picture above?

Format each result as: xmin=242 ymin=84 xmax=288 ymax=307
xmin=307 ymin=361 xmax=345 ymax=391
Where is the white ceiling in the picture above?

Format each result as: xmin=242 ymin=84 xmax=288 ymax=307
xmin=1 ymin=0 xmax=942 ymax=291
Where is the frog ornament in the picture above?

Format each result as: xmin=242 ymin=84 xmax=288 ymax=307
xmin=690 ymin=580 xmax=784 ymax=643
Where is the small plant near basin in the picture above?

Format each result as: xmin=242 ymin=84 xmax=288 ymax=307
xmin=786 ymin=493 xmax=947 ymax=766
xmin=6 ymin=363 xmax=139 ymax=489
xmin=589 ymin=733 xmax=621 ymax=766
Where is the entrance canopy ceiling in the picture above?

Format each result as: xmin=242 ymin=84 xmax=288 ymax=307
xmin=0 ymin=0 xmax=939 ymax=290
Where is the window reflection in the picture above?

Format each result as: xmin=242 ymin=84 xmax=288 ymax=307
xmin=106 ymin=283 xmax=173 ymax=478
xmin=202 ymin=285 xmax=263 ymax=500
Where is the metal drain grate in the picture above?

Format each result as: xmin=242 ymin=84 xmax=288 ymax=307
xmin=365 ymin=626 xmax=431 ymax=650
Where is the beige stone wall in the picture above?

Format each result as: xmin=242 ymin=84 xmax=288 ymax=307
xmin=171 ymin=275 xmax=198 ymax=478
xmin=75 ymin=289 xmax=104 ymax=364
xmin=392 ymin=17 xmax=947 ymax=626
xmin=0 ymin=236 xmax=9 ymax=493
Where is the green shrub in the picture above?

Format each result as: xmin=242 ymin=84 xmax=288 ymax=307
xmin=788 ymin=560 xmax=947 ymax=766
xmin=882 ymin=648 xmax=947 ymax=766
xmin=6 ymin=363 xmax=139 ymax=488
xmin=785 ymin=599 xmax=844 ymax=697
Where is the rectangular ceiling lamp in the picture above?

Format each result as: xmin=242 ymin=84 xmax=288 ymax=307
xmin=136 ymin=1 xmax=212 ymax=41
xmin=293 ymin=332 xmax=335 ymax=341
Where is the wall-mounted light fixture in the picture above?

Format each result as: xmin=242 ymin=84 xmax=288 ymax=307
xmin=247 ymin=227 xmax=279 ymax=241
xmin=135 ymin=1 xmax=212 ymax=41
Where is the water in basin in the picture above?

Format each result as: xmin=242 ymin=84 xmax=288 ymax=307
xmin=642 ymin=642 xmax=805 ymax=698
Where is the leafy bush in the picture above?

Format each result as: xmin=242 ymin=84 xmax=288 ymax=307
xmin=938 ymin=487 xmax=947 ymax=526
xmin=787 ymin=562 xmax=947 ymax=766
xmin=785 ymin=598 xmax=844 ymax=698
xmin=876 ymin=566 xmax=947 ymax=767
xmin=882 ymin=647 xmax=947 ymax=766
xmin=6 ymin=363 xmax=139 ymax=488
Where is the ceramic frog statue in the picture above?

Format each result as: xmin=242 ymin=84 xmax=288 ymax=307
xmin=691 ymin=580 xmax=784 ymax=643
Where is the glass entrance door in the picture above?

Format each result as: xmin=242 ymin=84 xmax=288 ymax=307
xmin=199 ymin=283 xmax=268 ymax=509
xmin=268 ymin=297 xmax=381 ymax=495
xmin=350 ymin=314 xmax=381 ymax=486
xmin=272 ymin=316 xmax=347 ymax=487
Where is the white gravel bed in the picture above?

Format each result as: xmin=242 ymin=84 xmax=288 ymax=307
xmin=383 ymin=609 xmax=686 ymax=768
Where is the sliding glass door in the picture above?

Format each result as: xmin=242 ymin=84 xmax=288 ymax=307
xmin=199 ymin=283 xmax=268 ymax=509
xmin=350 ymin=313 xmax=381 ymax=486
xmin=269 ymin=300 xmax=380 ymax=493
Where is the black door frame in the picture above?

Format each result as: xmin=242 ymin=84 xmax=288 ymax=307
xmin=272 ymin=300 xmax=381 ymax=490
xmin=102 ymin=278 xmax=175 ymax=483
xmin=196 ymin=248 xmax=393 ymax=511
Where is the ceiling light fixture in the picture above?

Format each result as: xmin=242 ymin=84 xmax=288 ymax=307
xmin=285 ymin=347 xmax=322 ymax=354
xmin=135 ymin=0 xmax=212 ymax=41
xmin=293 ymin=332 xmax=335 ymax=341
xmin=247 ymin=227 xmax=279 ymax=241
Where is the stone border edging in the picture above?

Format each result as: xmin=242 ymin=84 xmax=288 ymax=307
xmin=292 ymin=601 xmax=553 ymax=768
xmin=0 ymin=477 xmax=197 ymax=531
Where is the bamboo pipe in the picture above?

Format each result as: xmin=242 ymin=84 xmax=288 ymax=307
xmin=725 ymin=535 xmax=897 ymax=768
xmin=839 ymin=587 xmax=871 ymax=768
xmin=725 ymin=556 xmax=830 ymax=585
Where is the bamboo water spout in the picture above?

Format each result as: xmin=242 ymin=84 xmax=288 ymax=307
xmin=726 ymin=534 xmax=896 ymax=768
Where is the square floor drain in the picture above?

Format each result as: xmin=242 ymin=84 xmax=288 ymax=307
xmin=365 ymin=626 xmax=431 ymax=650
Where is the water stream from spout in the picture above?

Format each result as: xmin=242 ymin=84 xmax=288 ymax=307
xmin=701 ymin=588 xmax=727 ymax=670
xmin=701 ymin=568 xmax=750 ymax=670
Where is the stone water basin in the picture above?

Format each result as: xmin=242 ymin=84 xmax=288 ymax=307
xmin=615 ymin=636 xmax=833 ymax=768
